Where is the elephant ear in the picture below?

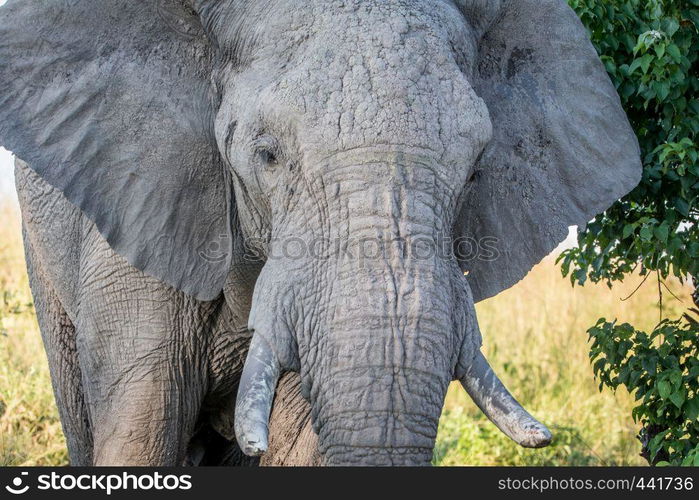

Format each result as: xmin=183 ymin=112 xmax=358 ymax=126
xmin=0 ymin=0 xmax=230 ymax=301
xmin=454 ymin=0 xmax=642 ymax=303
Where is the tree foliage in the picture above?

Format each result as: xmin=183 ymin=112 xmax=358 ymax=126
xmin=561 ymin=0 xmax=698 ymax=465
xmin=589 ymin=313 xmax=699 ymax=465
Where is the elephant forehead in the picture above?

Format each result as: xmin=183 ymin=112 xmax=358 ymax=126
xmin=264 ymin=0 xmax=491 ymax=164
xmin=267 ymin=0 xmax=473 ymax=46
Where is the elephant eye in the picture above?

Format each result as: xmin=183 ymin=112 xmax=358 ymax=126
xmin=259 ymin=149 xmax=278 ymax=167
xmin=253 ymin=135 xmax=281 ymax=170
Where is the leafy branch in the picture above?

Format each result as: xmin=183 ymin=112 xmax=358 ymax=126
xmin=564 ymin=0 xmax=699 ymax=465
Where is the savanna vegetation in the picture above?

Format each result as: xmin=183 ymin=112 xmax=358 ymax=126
xmin=561 ymin=0 xmax=698 ymax=465
xmin=0 ymin=203 xmax=66 ymax=465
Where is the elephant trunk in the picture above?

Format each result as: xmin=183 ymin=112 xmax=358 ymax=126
xmin=299 ymin=170 xmax=469 ymax=462
xmin=310 ymin=258 xmax=457 ymax=465
xmin=313 ymin=366 xmax=444 ymax=465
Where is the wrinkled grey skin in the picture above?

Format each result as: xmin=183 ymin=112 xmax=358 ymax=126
xmin=0 ymin=0 xmax=641 ymax=466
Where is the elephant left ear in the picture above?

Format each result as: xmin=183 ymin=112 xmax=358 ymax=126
xmin=454 ymin=0 xmax=642 ymax=302
xmin=0 ymin=0 xmax=231 ymax=301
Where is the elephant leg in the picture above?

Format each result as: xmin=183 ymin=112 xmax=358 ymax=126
xmin=23 ymin=230 xmax=93 ymax=465
xmin=16 ymin=159 xmax=215 ymax=466
xmin=262 ymin=372 xmax=322 ymax=466
xmin=74 ymin=227 xmax=215 ymax=466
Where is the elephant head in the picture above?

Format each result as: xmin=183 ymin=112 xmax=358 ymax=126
xmin=0 ymin=0 xmax=641 ymax=465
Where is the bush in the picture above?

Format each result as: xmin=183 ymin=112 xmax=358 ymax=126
xmin=561 ymin=0 xmax=698 ymax=465
xmin=588 ymin=312 xmax=699 ymax=465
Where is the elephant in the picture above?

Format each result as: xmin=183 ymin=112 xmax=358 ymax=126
xmin=0 ymin=0 xmax=641 ymax=466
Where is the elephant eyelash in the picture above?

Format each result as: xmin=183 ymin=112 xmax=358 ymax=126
xmin=259 ymin=149 xmax=278 ymax=167
xmin=252 ymin=135 xmax=282 ymax=168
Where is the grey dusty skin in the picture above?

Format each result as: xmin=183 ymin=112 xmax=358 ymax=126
xmin=0 ymin=0 xmax=641 ymax=465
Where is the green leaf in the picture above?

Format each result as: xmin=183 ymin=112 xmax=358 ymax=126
xmin=669 ymin=370 xmax=682 ymax=389
xmin=652 ymin=81 xmax=670 ymax=102
xmin=674 ymin=197 xmax=690 ymax=216
xmin=628 ymin=58 xmax=642 ymax=74
xmin=639 ymin=54 xmax=654 ymax=74
xmin=667 ymin=44 xmax=682 ymax=63
xmin=654 ymin=43 xmax=665 ymax=59
xmin=669 ymin=388 xmax=686 ymax=409
xmin=685 ymin=398 xmax=699 ymax=422
xmin=653 ymin=223 xmax=669 ymax=243
xmin=658 ymin=379 xmax=672 ymax=399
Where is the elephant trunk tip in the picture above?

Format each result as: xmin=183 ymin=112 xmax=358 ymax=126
xmin=512 ymin=418 xmax=552 ymax=449
xmin=234 ymin=334 xmax=281 ymax=457
xmin=238 ymin=430 xmax=268 ymax=457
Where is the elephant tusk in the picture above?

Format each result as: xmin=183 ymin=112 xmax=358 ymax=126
xmin=234 ymin=334 xmax=281 ymax=457
xmin=460 ymin=351 xmax=552 ymax=448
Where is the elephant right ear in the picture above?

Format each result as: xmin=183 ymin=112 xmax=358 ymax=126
xmin=0 ymin=0 xmax=231 ymax=301
xmin=454 ymin=0 xmax=642 ymax=303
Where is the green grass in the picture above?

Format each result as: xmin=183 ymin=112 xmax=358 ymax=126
xmin=0 ymin=201 xmax=691 ymax=466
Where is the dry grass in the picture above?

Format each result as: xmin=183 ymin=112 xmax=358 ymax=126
xmin=0 ymin=200 xmax=691 ymax=466
xmin=0 ymin=203 xmax=67 ymax=465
